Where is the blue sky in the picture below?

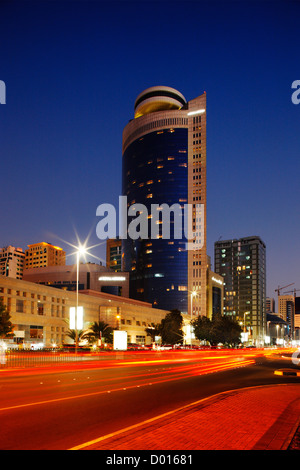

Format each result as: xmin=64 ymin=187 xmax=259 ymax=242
xmin=0 ymin=0 xmax=299 ymax=303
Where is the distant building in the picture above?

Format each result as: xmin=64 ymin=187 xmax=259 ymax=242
xmin=266 ymin=313 xmax=289 ymax=346
xmin=295 ymin=297 xmax=300 ymax=340
xmin=206 ymin=256 xmax=224 ymax=319
xmin=266 ymin=297 xmax=275 ymax=313
xmin=0 ymin=246 xmax=25 ymax=279
xmin=22 ymin=263 xmax=130 ymax=298
xmin=24 ymin=242 xmax=66 ymax=269
xmin=278 ymin=295 xmax=295 ymax=337
xmin=106 ymin=238 xmax=122 ymax=272
xmin=214 ymin=236 xmax=266 ymax=345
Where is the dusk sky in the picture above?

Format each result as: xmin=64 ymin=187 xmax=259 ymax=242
xmin=0 ymin=0 xmax=299 ymax=303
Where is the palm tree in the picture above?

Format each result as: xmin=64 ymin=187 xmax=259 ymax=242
xmin=65 ymin=329 xmax=86 ymax=344
xmin=82 ymin=321 xmax=113 ymax=345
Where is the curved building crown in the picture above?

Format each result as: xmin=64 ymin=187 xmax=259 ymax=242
xmin=134 ymin=86 xmax=187 ymax=118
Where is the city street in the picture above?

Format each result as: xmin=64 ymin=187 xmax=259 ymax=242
xmin=0 ymin=349 xmax=299 ymax=450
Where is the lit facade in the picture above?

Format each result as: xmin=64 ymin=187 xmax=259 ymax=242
xmin=206 ymin=262 xmax=224 ymax=319
xmin=122 ymin=86 xmax=207 ymax=316
xmin=266 ymin=297 xmax=275 ymax=313
xmin=214 ymin=236 xmax=266 ymax=344
xmin=24 ymin=242 xmax=66 ymax=269
xmin=0 ymin=275 xmax=169 ymax=348
xmin=278 ymin=295 xmax=295 ymax=336
xmin=23 ymin=263 xmax=129 ymax=298
xmin=106 ymin=238 xmax=122 ymax=272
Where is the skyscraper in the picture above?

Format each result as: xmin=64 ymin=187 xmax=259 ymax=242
xmin=122 ymin=86 xmax=207 ymax=315
xmin=214 ymin=236 xmax=266 ymax=344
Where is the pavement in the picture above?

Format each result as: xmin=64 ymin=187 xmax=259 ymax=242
xmin=71 ymin=383 xmax=300 ymax=451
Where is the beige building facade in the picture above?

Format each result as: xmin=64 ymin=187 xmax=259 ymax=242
xmin=24 ymin=242 xmax=66 ymax=269
xmin=0 ymin=275 xmax=170 ymax=348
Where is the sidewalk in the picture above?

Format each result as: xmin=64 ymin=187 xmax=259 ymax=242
xmin=71 ymin=384 xmax=300 ymax=451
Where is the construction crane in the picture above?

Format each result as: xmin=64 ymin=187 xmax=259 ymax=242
xmin=275 ymin=283 xmax=295 ymax=296
xmin=283 ymin=289 xmax=300 ymax=296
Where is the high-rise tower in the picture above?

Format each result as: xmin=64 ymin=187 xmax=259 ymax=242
xmin=122 ymin=86 xmax=207 ymax=315
xmin=214 ymin=236 xmax=266 ymax=344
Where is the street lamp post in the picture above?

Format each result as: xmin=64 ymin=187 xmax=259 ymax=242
xmin=61 ymin=234 xmax=104 ymax=353
xmin=75 ymin=244 xmax=87 ymax=353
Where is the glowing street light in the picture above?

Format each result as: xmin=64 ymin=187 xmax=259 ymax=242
xmin=75 ymin=244 xmax=87 ymax=352
xmin=54 ymin=230 xmax=106 ymax=353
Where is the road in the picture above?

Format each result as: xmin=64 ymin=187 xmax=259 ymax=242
xmin=0 ymin=348 xmax=299 ymax=450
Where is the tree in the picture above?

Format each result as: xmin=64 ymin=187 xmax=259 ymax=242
xmin=145 ymin=322 xmax=162 ymax=342
xmin=160 ymin=309 xmax=184 ymax=345
xmin=0 ymin=298 xmax=14 ymax=339
xmin=191 ymin=315 xmax=212 ymax=343
xmin=192 ymin=313 xmax=242 ymax=346
xmin=65 ymin=329 xmax=86 ymax=344
xmin=82 ymin=321 xmax=113 ymax=344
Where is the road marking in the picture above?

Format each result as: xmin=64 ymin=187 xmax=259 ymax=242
xmin=69 ymin=383 xmax=288 ymax=450
xmin=274 ymin=369 xmax=300 ymax=377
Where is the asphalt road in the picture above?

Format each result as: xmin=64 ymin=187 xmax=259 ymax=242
xmin=0 ymin=349 xmax=299 ymax=450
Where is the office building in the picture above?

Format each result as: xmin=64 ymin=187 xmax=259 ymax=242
xmin=266 ymin=297 xmax=275 ymax=313
xmin=206 ymin=256 xmax=224 ymax=318
xmin=24 ymin=242 xmax=66 ymax=269
xmin=278 ymin=295 xmax=295 ymax=337
xmin=266 ymin=313 xmax=289 ymax=346
xmin=122 ymin=86 xmax=207 ymax=315
xmin=214 ymin=236 xmax=266 ymax=344
xmin=106 ymin=238 xmax=122 ymax=272
xmin=0 ymin=246 xmax=25 ymax=279
xmin=23 ymin=263 xmax=129 ymax=297
xmin=0 ymin=275 xmax=173 ymax=348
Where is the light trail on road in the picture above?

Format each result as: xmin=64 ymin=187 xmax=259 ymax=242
xmin=0 ymin=348 xmax=297 ymax=449
xmin=0 ymin=353 xmax=256 ymax=412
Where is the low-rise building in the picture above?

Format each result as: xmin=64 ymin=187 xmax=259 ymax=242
xmin=0 ymin=275 xmax=170 ymax=348
xmin=23 ymin=263 xmax=130 ymax=298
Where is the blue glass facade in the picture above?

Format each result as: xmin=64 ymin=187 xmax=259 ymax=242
xmin=122 ymin=128 xmax=188 ymax=312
